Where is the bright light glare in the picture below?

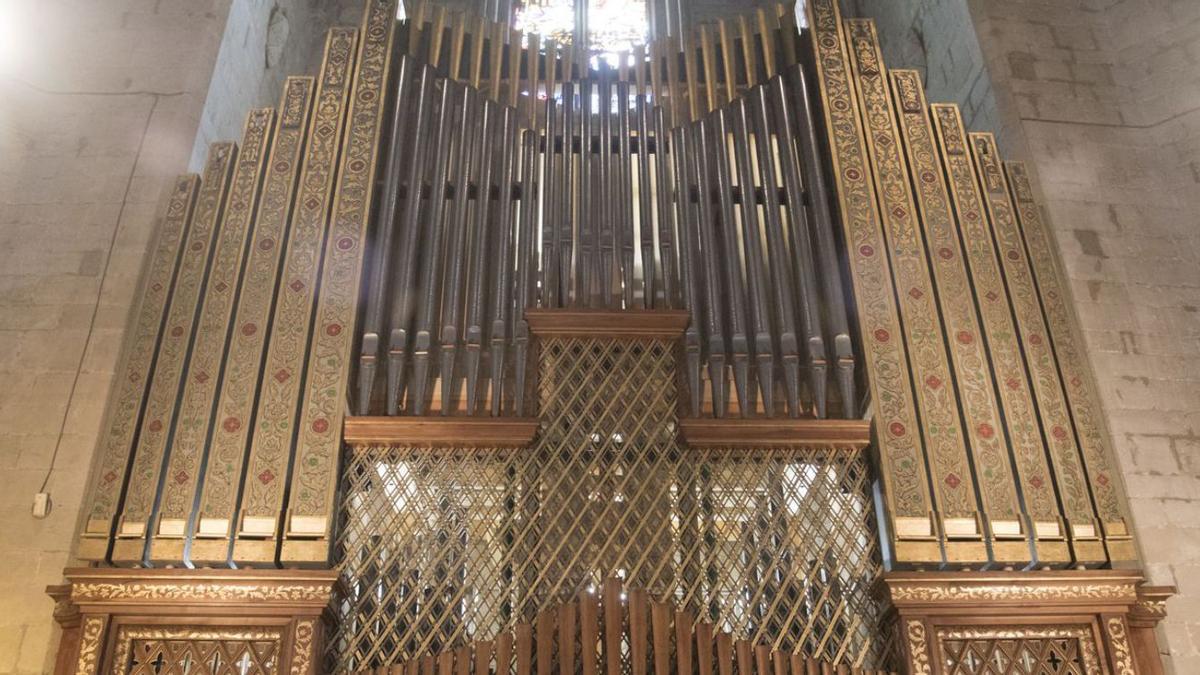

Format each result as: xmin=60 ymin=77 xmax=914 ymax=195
xmin=0 ymin=2 xmax=25 ymax=76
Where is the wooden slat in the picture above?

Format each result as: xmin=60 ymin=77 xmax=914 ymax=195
xmin=474 ymin=640 xmax=493 ymax=675
xmin=560 ymin=599 xmax=578 ymax=675
xmin=191 ymin=77 xmax=312 ymax=565
xmin=772 ymin=649 xmax=789 ymax=675
xmin=603 ymin=579 xmax=624 ymax=675
xmin=455 ymin=647 xmax=471 ymax=675
xmin=537 ymin=606 xmax=556 ymax=675
xmin=343 ymin=416 xmax=539 ymax=446
xmin=498 ymin=630 xmax=515 ymax=675
xmin=151 ymin=107 xmax=275 ymax=565
xmin=581 ymin=591 xmax=601 ymax=675
xmin=755 ymin=645 xmax=772 ymax=675
xmin=526 ymin=308 xmax=689 ymax=338
xmin=109 ymin=141 xmax=237 ymax=564
xmin=695 ymin=622 xmax=715 ymax=675
xmin=651 ymin=601 xmax=672 ymax=675
xmin=515 ymin=623 xmax=532 ymax=675
xmin=736 ymin=640 xmax=754 ymax=675
xmin=679 ymin=418 xmax=871 ymax=448
xmin=674 ymin=610 xmax=693 ymax=675
xmin=629 ymin=588 xmax=649 ymax=675
xmin=421 ymin=654 xmax=435 ymax=675
xmin=716 ymin=633 xmax=734 ymax=675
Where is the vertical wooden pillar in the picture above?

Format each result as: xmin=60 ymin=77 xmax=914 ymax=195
xmin=1127 ymin=587 xmax=1174 ymax=675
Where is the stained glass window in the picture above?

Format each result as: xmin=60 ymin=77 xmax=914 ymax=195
xmin=515 ymin=0 xmax=649 ymax=55
xmin=514 ymin=0 xmax=577 ymax=46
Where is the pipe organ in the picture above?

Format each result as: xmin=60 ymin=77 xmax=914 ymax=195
xmin=54 ymin=0 xmax=1172 ymax=674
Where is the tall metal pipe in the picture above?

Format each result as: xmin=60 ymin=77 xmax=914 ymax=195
xmin=386 ymin=65 xmax=437 ymax=415
xmin=359 ymin=55 xmax=415 ymax=415
xmin=411 ymin=81 xmax=465 ymax=415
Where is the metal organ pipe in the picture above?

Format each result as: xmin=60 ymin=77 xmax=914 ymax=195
xmin=356 ymin=20 xmax=861 ymax=421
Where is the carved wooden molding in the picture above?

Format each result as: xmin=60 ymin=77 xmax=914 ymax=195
xmin=343 ymin=416 xmax=540 ymax=447
xmin=64 ymin=568 xmax=338 ymax=614
xmin=526 ymin=309 xmax=689 ymax=339
xmin=51 ymin=568 xmax=338 ymax=675
xmin=882 ymin=569 xmax=1142 ymax=610
xmin=679 ymin=418 xmax=872 ymax=448
xmin=882 ymin=569 xmax=1173 ymax=675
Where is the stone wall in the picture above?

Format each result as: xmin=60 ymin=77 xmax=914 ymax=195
xmin=0 ymin=0 xmax=349 ymax=672
xmin=189 ymin=0 xmax=362 ymax=170
xmin=842 ymin=0 xmax=1011 ymax=148
xmin=851 ymin=0 xmax=1200 ymax=671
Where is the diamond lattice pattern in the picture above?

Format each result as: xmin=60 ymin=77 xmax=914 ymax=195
xmin=942 ymin=634 xmax=1090 ymax=674
xmin=331 ymin=337 xmax=887 ymax=672
xmin=126 ymin=637 xmax=278 ymax=675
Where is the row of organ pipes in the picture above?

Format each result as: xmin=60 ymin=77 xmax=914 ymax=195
xmin=355 ymin=49 xmax=858 ymax=420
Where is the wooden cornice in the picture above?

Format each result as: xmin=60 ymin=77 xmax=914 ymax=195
xmin=679 ymin=417 xmax=872 ymax=448
xmin=880 ymin=569 xmax=1146 ymax=612
xmin=61 ymin=567 xmax=340 ymax=615
xmin=526 ymin=308 xmax=689 ymax=339
xmin=343 ymin=416 xmax=539 ymax=447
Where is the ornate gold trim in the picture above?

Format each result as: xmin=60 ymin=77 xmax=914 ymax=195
xmin=891 ymin=69 xmax=1026 ymax=563
xmin=72 ymin=582 xmax=330 ymax=604
xmin=289 ymin=618 xmax=318 ymax=675
xmin=286 ymin=0 xmax=400 ymax=563
xmin=236 ymin=27 xmax=358 ymax=564
xmin=804 ymin=0 xmax=936 ymax=562
xmin=884 ymin=570 xmax=1142 ymax=606
xmin=970 ymin=132 xmax=1104 ymax=565
xmin=194 ymin=77 xmax=315 ymax=562
xmin=74 ymin=615 xmax=106 ymax=675
xmin=1105 ymin=616 xmax=1136 ymax=675
xmin=78 ymin=175 xmax=200 ymax=558
xmin=64 ymin=568 xmax=338 ymax=608
xmin=890 ymin=582 xmax=1137 ymax=603
xmin=112 ymin=143 xmax=237 ymax=565
xmin=904 ymin=620 xmax=931 ymax=675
